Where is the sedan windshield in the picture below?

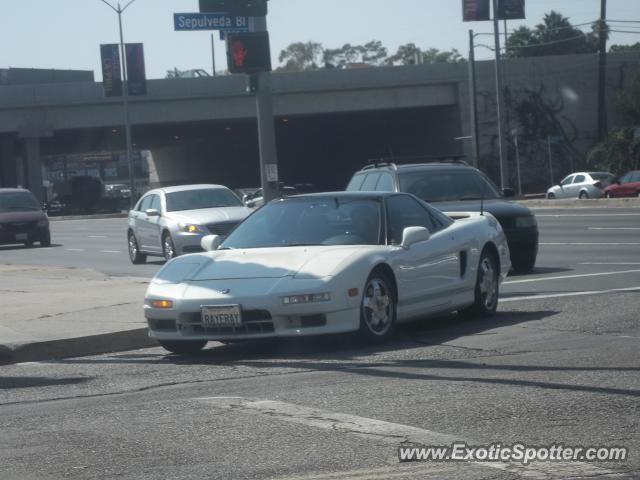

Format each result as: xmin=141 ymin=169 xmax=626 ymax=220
xmin=221 ymin=197 xmax=382 ymax=249
xmin=399 ymin=170 xmax=502 ymax=202
xmin=165 ymin=188 xmax=242 ymax=212
xmin=0 ymin=192 xmax=41 ymax=212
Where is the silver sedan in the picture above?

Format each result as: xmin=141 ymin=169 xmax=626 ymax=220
xmin=127 ymin=184 xmax=252 ymax=263
xmin=546 ymin=172 xmax=615 ymax=199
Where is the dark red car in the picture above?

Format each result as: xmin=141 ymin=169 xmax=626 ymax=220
xmin=604 ymin=170 xmax=640 ymax=198
xmin=0 ymin=188 xmax=51 ymax=247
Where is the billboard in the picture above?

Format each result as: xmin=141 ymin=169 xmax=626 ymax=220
xmin=462 ymin=0 xmax=490 ymax=22
xmin=498 ymin=0 xmax=525 ymax=20
xmin=100 ymin=44 xmax=122 ymax=97
xmin=125 ymin=43 xmax=147 ymax=96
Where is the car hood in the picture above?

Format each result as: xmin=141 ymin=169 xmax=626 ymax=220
xmin=164 ymin=206 xmax=251 ymax=225
xmin=436 ymin=199 xmax=533 ymax=219
xmin=155 ymin=246 xmax=371 ymax=283
xmin=0 ymin=210 xmax=46 ymax=223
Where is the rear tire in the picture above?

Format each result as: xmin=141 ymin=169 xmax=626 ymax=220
xmin=359 ymin=270 xmax=397 ymax=342
xmin=460 ymin=249 xmax=499 ymax=318
xmin=579 ymin=191 xmax=588 ymax=199
xmin=159 ymin=340 xmax=207 ymax=355
xmin=40 ymin=232 xmax=51 ymax=247
xmin=128 ymin=231 xmax=147 ymax=264
xmin=547 ymin=193 xmax=555 ymax=199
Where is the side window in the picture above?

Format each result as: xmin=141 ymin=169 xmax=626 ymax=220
xmin=360 ymin=173 xmax=380 ymax=191
xmin=149 ymin=194 xmax=161 ymax=212
xmin=375 ymin=173 xmax=394 ymax=192
xmin=573 ymin=175 xmax=586 ymax=184
xmin=138 ymin=195 xmax=152 ymax=212
xmin=422 ymin=202 xmax=454 ymax=232
xmin=346 ymin=173 xmax=366 ymax=191
xmin=561 ymin=176 xmax=574 ymax=186
xmin=386 ymin=195 xmax=436 ymax=245
xmin=619 ymin=173 xmax=631 ymax=184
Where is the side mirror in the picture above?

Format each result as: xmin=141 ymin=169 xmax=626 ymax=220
xmin=145 ymin=208 xmax=160 ymax=217
xmin=502 ymin=188 xmax=516 ymax=198
xmin=401 ymin=226 xmax=431 ymax=249
xmin=201 ymin=234 xmax=222 ymax=252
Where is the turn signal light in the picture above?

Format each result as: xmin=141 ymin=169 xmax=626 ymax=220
xmin=348 ymin=288 xmax=359 ymax=297
xmin=151 ymin=300 xmax=173 ymax=309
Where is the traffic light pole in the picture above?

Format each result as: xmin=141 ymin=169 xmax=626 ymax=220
xmin=252 ymin=15 xmax=279 ymax=203
xmin=492 ymin=0 xmax=510 ymax=189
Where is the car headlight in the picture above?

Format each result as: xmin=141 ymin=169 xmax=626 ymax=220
xmin=37 ymin=219 xmax=48 ymax=227
xmin=178 ymin=223 xmax=207 ymax=234
xmin=515 ymin=216 xmax=537 ymax=228
xmin=282 ymin=292 xmax=331 ymax=305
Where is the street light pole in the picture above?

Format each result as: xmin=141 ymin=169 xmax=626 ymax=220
xmin=491 ymin=0 xmax=510 ymax=189
xmin=100 ymin=0 xmax=138 ymax=207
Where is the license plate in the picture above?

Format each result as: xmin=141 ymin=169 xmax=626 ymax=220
xmin=201 ymin=305 xmax=242 ymax=328
xmin=15 ymin=233 xmax=28 ymax=241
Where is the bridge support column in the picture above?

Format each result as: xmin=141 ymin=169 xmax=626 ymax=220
xmin=0 ymin=135 xmax=19 ymax=187
xmin=24 ymin=137 xmax=44 ymax=202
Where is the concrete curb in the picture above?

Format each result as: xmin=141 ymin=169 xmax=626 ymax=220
xmin=518 ymin=198 xmax=640 ymax=209
xmin=0 ymin=328 xmax=157 ymax=365
xmin=48 ymin=213 xmax=128 ymax=222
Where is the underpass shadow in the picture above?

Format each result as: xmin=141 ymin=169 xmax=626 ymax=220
xmin=508 ymin=266 xmax=573 ymax=277
xmin=0 ymin=376 xmax=91 ymax=389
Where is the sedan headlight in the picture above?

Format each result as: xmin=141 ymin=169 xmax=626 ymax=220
xmin=282 ymin=292 xmax=331 ymax=305
xmin=178 ymin=223 xmax=207 ymax=234
xmin=515 ymin=216 xmax=537 ymax=228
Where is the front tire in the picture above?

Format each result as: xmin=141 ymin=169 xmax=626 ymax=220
xmin=40 ymin=232 xmax=51 ymax=247
xmin=159 ymin=340 xmax=207 ymax=354
xmin=359 ymin=271 xmax=396 ymax=341
xmin=162 ymin=232 xmax=177 ymax=261
xmin=460 ymin=249 xmax=499 ymax=318
xmin=128 ymin=231 xmax=147 ymax=264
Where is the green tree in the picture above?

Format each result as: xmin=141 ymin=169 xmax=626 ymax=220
xmin=610 ymin=42 xmax=640 ymax=53
xmin=277 ymin=42 xmax=323 ymax=72
xmin=387 ymin=44 xmax=465 ymax=65
xmin=588 ymin=74 xmax=640 ymax=173
xmin=506 ymin=11 xmax=603 ymax=57
xmin=323 ymin=41 xmax=388 ymax=68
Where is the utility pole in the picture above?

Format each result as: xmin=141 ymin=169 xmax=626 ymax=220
xmin=597 ymin=0 xmax=608 ymax=140
xmin=100 ymin=0 xmax=138 ymax=207
xmin=211 ymin=34 xmax=217 ymax=76
xmin=468 ymin=30 xmax=480 ymax=167
xmin=492 ymin=0 xmax=509 ymax=189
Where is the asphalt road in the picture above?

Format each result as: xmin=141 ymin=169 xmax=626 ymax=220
xmin=0 ymin=207 xmax=639 ymax=479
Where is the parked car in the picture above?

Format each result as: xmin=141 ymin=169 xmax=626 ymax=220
xmin=603 ymin=170 xmax=640 ymax=198
xmin=346 ymin=162 xmax=538 ymax=273
xmin=144 ymin=192 xmax=510 ymax=354
xmin=0 ymin=188 xmax=51 ymax=247
xmin=127 ymin=184 xmax=252 ymax=263
xmin=547 ymin=172 xmax=615 ymax=199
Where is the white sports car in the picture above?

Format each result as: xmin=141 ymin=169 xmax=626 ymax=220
xmin=144 ymin=192 xmax=510 ymax=354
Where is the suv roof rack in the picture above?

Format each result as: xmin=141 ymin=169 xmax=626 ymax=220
xmin=365 ymin=154 xmax=468 ymax=168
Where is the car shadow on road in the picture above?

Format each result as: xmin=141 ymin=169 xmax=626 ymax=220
xmin=0 ymin=243 xmax=63 ymax=251
xmin=508 ymin=266 xmax=573 ymax=277
xmin=0 ymin=376 xmax=91 ymax=389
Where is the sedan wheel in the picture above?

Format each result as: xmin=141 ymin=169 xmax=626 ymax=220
xmin=547 ymin=193 xmax=555 ymax=199
xmin=460 ymin=250 xmax=499 ymax=318
xmin=579 ymin=191 xmax=588 ymax=199
xmin=128 ymin=232 xmax=147 ymax=264
xmin=359 ymin=272 xmax=396 ymax=340
xmin=162 ymin=233 xmax=177 ymax=261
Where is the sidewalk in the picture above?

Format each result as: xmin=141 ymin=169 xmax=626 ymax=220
xmin=0 ymin=265 xmax=156 ymax=364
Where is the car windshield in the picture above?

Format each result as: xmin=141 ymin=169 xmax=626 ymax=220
xmin=0 ymin=191 xmax=41 ymax=212
xmin=399 ymin=170 xmax=502 ymax=202
xmin=221 ymin=197 xmax=382 ymax=249
xmin=165 ymin=188 xmax=242 ymax=212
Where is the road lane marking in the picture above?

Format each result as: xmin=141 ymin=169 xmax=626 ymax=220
xmin=536 ymin=213 xmax=640 ymax=217
xmin=580 ymin=262 xmax=640 ymax=265
xmin=100 ymin=250 xmax=121 ymax=253
xmin=198 ymin=397 xmax=624 ymax=479
xmin=277 ymin=463 xmax=454 ymax=480
xmin=502 ymin=286 xmax=640 ymax=303
xmin=540 ymin=242 xmax=640 ymax=246
xmin=88 ymin=235 xmax=108 ymax=238
xmin=588 ymin=227 xmax=640 ymax=230
xmin=65 ymin=248 xmax=85 ymax=252
xmin=505 ymin=269 xmax=640 ymax=285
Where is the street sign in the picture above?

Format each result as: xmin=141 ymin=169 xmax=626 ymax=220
xmin=497 ymin=0 xmax=525 ymax=20
xmin=173 ymin=13 xmax=249 ymax=31
xmin=462 ymin=0 xmax=490 ymax=22
xmin=200 ymin=0 xmax=268 ymax=17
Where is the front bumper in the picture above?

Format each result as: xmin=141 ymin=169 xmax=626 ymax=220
xmin=172 ymin=231 xmax=205 ymax=254
xmin=145 ymin=278 xmax=361 ymax=341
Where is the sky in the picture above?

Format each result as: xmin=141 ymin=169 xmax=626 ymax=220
xmin=1 ymin=0 xmax=638 ymax=80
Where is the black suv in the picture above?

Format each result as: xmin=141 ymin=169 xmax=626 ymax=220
xmin=346 ymin=162 xmax=538 ymax=273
